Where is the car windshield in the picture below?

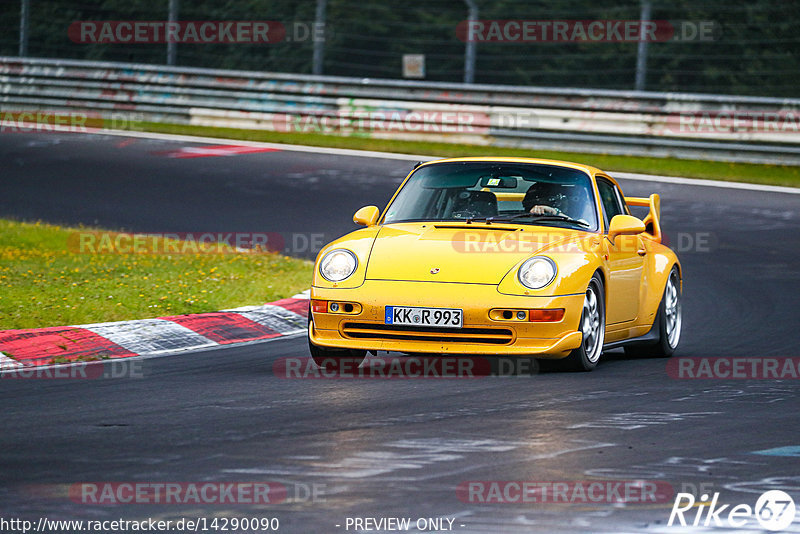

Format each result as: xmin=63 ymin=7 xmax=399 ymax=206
xmin=382 ymin=162 xmax=599 ymax=231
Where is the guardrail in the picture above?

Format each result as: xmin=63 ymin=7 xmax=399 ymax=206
xmin=2 ymin=56 xmax=800 ymax=165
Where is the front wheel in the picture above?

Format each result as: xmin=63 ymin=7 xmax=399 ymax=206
xmin=308 ymin=315 xmax=366 ymax=370
xmin=561 ymin=273 xmax=605 ymax=372
xmin=625 ymin=266 xmax=682 ymax=358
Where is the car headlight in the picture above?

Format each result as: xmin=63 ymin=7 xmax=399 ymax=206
xmin=518 ymin=256 xmax=557 ymax=290
xmin=319 ymin=249 xmax=358 ymax=282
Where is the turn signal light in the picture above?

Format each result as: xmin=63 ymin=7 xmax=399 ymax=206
xmin=528 ymin=308 xmax=565 ymax=322
xmin=311 ymin=300 xmax=361 ymax=314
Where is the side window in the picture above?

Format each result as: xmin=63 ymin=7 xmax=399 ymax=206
xmin=596 ymin=178 xmax=625 ymax=229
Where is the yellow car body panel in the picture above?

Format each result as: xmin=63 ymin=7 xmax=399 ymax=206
xmin=310 ymin=157 xmax=681 ymax=358
xmin=310 ymin=281 xmax=585 ymax=357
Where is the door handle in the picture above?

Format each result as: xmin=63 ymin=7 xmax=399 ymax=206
xmin=637 ymin=248 xmax=647 ymax=256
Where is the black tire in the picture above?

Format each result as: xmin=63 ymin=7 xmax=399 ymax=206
xmin=308 ymin=314 xmax=367 ymax=370
xmin=624 ymin=266 xmax=681 ymax=359
xmin=560 ymin=273 xmax=605 ymax=372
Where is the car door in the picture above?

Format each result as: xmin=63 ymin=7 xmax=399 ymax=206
xmin=597 ymin=177 xmax=644 ymax=325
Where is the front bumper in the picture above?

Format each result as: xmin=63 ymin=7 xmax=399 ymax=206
xmin=309 ymin=280 xmax=584 ymax=358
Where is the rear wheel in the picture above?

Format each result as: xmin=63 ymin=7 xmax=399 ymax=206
xmin=561 ymin=273 xmax=605 ymax=371
xmin=308 ymin=314 xmax=366 ymax=370
xmin=625 ymin=266 xmax=681 ymax=358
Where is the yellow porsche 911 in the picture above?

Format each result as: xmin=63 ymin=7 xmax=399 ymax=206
xmin=308 ymin=157 xmax=682 ymax=371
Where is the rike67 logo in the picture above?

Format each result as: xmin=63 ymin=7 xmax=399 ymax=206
xmin=669 ymin=490 xmax=796 ymax=531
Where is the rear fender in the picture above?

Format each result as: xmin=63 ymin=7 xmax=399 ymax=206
xmin=641 ymin=245 xmax=681 ymax=328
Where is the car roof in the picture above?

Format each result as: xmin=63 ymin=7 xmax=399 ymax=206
xmin=416 ymin=156 xmax=621 ymax=188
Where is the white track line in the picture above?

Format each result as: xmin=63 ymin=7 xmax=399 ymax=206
xmin=0 ymin=352 xmax=23 ymax=370
xmin=89 ymin=128 xmax=800 ymax=195
xmin=93 ymin=128 xmax=436 ymax=162
xmin=613 ymin=171 xmax=800 ymax=195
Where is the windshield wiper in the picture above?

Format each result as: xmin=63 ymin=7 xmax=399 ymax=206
xmin=523 ymin=213 xmax=591 ymax=228
xmin=466 ymin=213 xmax=590 ymax=228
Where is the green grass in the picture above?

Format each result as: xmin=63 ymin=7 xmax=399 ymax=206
xmin=0 ymin=219 xmax=312 ymax=330
xmin=132 ymin=121 xmax=800 ymax=188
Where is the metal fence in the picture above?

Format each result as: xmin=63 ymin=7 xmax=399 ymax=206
xmin=2 ymin=56 xmax=800 ymax=165
xmin=2 ymin=1 xmax=800 ymax=97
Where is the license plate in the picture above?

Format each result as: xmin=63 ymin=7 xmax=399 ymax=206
xmin=385 ymin=306 xmax=463 ymax=328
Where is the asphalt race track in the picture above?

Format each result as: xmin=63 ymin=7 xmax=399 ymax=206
xmin=2 ymin=131 xmax=800 ymax=533
xmin=0 ymin=133 xmax=412 ymax=259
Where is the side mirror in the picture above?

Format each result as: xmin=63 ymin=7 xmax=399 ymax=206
xmin=608 ymin=214 xmax=645 ymax=242
xmin=353 ymin=205 xmax=380 ymax=227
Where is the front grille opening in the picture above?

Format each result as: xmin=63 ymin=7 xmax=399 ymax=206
xmin=342 ymin=322 xmax=513 ymax=345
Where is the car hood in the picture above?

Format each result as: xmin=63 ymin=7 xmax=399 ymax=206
xmin=365 ymin=222 xmax=583 ymax=284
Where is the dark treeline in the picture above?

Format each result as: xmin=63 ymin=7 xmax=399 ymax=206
xmin=0 ymin=0 xmax=798 ymax=97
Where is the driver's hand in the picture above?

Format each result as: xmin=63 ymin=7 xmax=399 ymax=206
xmin=530 ymin=205 xmax=558 ymax=215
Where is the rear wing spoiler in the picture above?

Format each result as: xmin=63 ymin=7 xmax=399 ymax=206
xmin=624 ymin=194 xmax=662 ymax=243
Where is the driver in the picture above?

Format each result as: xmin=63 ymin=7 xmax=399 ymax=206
xmin=522 ymin=182 xmax=570 ymax=216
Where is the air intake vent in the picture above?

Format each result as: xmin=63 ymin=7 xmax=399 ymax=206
xmin=341 ymin=322 xmax=513 ymax=345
